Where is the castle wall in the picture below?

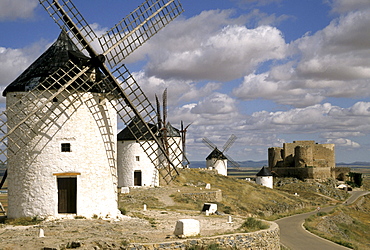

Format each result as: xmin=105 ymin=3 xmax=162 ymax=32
xmin=268 ymin=147 xmax=283 ymax=169
xmin=295 ymin=146 xmax=313 ymax=168
xmin=6 ymin=91 xmax=119 ymax=219
xmin=269 ymin=140 xmax=344 ymax=180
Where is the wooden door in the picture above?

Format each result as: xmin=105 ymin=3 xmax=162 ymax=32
xmin=134 ymin=171 xmax=142 ymax=186
xmin=57 ymin=177 xmax=77 ymax=213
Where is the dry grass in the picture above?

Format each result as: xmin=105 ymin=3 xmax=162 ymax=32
xmin=119 ymin=169 xmax=327 ymax=220
xmin=304 ymin=195 xmax=370 ymax=250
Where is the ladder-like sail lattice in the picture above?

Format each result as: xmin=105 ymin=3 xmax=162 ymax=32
xmin=1 ymin=62 xmax=91 ymax=164
xmin=39 ymin=0 xmax=98 ymax=54
xmin=1 ymin=0 xmax=187 ymax=187
xmin=99 ymin=0 xmax=184 ymax=68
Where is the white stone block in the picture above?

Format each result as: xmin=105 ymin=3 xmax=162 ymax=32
xmin=227 ymin=215 xmax=233 ymax=223
xmin=202 ymin=203 xmax=217 ymax=214
xmin=120 ymin=187 xmax=130 ymax=194
xmin=205 ymin=183 xmax=211 ymax=189
xmin=39 ymin=228 xmax=45 ymax=237
xmin=174 ymin=219 xmax=200 ymax=238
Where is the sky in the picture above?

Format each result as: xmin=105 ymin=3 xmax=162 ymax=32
xmin=1 ymin=0 xmax=370 ymax=163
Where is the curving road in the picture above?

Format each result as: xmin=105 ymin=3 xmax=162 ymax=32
xmin=275 ymin=191 xmax=370 ymax=250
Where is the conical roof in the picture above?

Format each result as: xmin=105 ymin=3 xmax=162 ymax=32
xmin=206 ymin=148 xmax=227 ymax=160
xmin=117 ymin=117 xmax=157 ymax=141
xmin=3 ymin=31 xmax=110 ymax=96
xmin=256 ymin=167 xmax=272 ymax=176
xmin=159 ymin=122 xmax=181 ymax=137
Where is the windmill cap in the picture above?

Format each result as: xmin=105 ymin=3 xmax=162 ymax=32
xmin=256 ymin=167 xmax=272 ymax=176
xmin=206 ymin=148 xmax=227 ymax=160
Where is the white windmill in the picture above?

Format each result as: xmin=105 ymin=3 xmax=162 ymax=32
xmin=0 ymin=0 xmax=186 ymax=219
xmin=202 ymin=135 xmax=239 ymax=176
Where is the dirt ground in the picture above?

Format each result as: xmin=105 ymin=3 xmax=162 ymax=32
xmin=0 ymin=206 xmax=245 ymax=249
xmin=0 ymin=185 xmax=249 ymax=249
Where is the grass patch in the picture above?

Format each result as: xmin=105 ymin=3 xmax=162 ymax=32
xmin=4 ymin=216 xmax=44 ymax=225
xmin=130 ymin=212 xmax=157 ymax=228
xmin=238 ymin=217 xmax=269 ymax=232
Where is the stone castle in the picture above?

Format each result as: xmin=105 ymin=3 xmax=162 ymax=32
xmin=268 ymin=140 xmax=350 ymax=181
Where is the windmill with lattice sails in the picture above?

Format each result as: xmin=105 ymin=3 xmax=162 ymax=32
xmin=0 ymin=0 xmax=186 ymax=219
xmin=203 ymin=135 xmax=239 ymax=176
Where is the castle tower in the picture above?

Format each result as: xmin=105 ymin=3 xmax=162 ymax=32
xmin=4 ymin=32 xmax=119 ymax=219
xmin=294 ymin=145 xmax=313 ymax=168
xmin=268 ymin=147 xmax=283 ymax=169
xmin=256 ymin=167 xmax=273 ymax=189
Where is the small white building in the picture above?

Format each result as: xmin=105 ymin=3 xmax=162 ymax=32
xmin=206 ymin=148 xmax=228 ymax=176
xmin=255 ymin=167 xmax=273 ymax=189
xmin=117 ymin=119 xmax=159 ymax=187
xmin=4 ymin=31 xmax=120 ymax=219
xmin=117 ymin=120 xmax=182 ymax=188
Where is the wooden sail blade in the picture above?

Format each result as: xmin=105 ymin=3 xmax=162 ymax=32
xmin=222 ymin=134 xmax=237 ymax=153
xmin=102 ymin=65 xmax=183 ymax=182
xmin=99 ymin=0 xmax=184 ymax=68
xmin=0 ymin=61 xmax=102 ymax=169
xmin=39 ymin=0 xmax=98 ymax=56
xmin=202 ymin=137 xmax=217 ymax=150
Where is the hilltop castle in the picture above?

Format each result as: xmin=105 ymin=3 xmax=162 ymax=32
xmin=268 ymin=140 xmax=350 ymax=181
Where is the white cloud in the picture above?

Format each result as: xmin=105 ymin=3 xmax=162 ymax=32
xmin=0 ymin=42 xmax=46 ymax=89
xmin=0 ymin=0 xmax=38 ymax=21
xmin=326 ymin=138 xmax=361 ymax=148
xmin=132 ymin=71 xmax=222 ymax=106
xmin=328 ymin=0 xmax=370 ymax=13
xmin=234 ymin=7 xmax=370 ymax=107
xmin=140 ymin=10 xmax=287 ymax=82
xmin=242 ymin=102 xmax=370 ymax=134
xmin=233 ymin=72 xmax=326 ymax=107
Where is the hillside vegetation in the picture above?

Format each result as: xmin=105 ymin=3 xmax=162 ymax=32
xmin=304 ymin=177 xmax=370 ymax=250
xmin=119 ymin=168 xmax=347 ymax=220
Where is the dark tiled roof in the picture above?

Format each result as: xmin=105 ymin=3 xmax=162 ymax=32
xmin=3 ymin=30 xmax=111 ymax=96
xmin=117 ymin=117 xmax=157 ymax=141
xmin=206 ymin=148 xmax=227 ymax=160
xmin=256 ymin=167 xmax=272 ymax=176
xmin=159 ymin=122 xmax=181 ymax=137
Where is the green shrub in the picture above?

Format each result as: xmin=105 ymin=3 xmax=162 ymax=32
xmin=239 ymin=217 xmax=269 ymax=232
xmin=119 ymin=207 xmax=127 ymax=215
xmin=316 ymin=211 xmax=327 ymax=217
xmin=186 ymin=243 xmax=222 ymax=250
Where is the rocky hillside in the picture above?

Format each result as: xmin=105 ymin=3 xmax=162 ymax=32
xmin=304 ymin=193 xmax=370 ymax=249
xmin=120 ymin=168 xmax=348 ymax=220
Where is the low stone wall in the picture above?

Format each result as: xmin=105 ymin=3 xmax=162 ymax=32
xmin=181 ymin=189 xmax=223 ymax=202
xmin=124 ymin=221 xmax=280 ymax=250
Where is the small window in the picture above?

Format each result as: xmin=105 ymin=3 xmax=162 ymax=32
xmin=52 ymin=97 xmax=58 ymax=102
xmin=61 ymin=143 xmax=71 ymax=152
xmin=135 ymin=156 xmax=140 ymax=161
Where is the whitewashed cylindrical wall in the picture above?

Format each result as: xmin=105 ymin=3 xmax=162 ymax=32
xmin=256 ymin=176 xmax=273 ymax=189
xmin=117 ymin=140 xmax=159 ymax=187
xmin=6 ymin=90 xmax=119 ymax=219
xmin=206 ymin=159 xmax=228 ymax=176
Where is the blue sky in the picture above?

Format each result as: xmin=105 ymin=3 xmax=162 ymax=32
xmin=1 ymin=0 xmax=370 ymax=163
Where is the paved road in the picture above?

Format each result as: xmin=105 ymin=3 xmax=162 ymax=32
xmin=275 ymin=191 xmax=370 ymax=250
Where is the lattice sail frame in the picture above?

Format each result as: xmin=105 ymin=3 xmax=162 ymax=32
xmin=0 ymin=0 xmax=186 ymax=186
xmin=202 ymin=135 xmax=240 ymax=169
